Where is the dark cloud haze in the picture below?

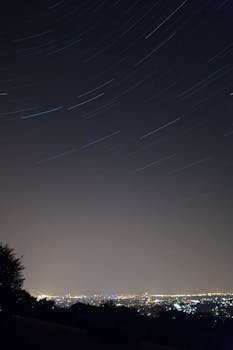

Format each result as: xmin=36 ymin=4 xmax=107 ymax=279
xmin=1 ymin=1 xmax=233 ymax=295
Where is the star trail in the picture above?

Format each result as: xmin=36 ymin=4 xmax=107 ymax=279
xmin=0 ymin=0 xmax=233 ymax=295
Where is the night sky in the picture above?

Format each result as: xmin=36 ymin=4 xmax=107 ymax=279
xmin=1 ymin=1 xmax=233 ymax=295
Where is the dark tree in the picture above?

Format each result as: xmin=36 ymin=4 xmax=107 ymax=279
xmin=0 ymin=243 xmax=24 ymax=313
xmin=15 ymin=289 xmax=37 ymax=316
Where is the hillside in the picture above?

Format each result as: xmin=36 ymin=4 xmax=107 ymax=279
xmin=1 ymin=315 xmax=181 ymax=350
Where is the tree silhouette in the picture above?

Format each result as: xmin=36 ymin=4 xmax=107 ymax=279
xmin=0 ymin=243 xmax=24 ymax=314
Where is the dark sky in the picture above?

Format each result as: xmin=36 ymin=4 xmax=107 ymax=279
xmin=1 ymin=0 xmax=233 ymax=295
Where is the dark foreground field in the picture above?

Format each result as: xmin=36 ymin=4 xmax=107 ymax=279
xmin=1 ymin=316 xmax=180 ymax=350
xmin=1 ymin=310 xmax=233 ymax=350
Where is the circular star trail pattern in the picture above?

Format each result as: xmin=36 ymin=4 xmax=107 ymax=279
xmin=0 ymin=0 xmax=233 ymax=295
